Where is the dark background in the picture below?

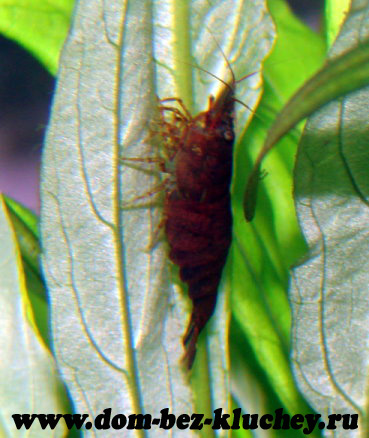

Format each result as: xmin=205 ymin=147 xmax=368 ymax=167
xmin=0 ymin=0 xmax=323 ymax=213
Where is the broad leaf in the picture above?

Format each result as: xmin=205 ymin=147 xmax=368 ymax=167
xmin=291 ymin=0 xmax=369 ymax=434
xmin=0 ymin=195 xmax=67 ymax=438
xmin=41 ymin=0 xmax=274 ymax=435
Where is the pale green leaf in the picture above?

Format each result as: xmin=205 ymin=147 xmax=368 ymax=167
xmin=41 ymin=0 xmax=274 ymax=435
xmin=0 ymin=195 xmax=66 ymax=438
xmin=291 ymin=0 xmax=369 ymax=434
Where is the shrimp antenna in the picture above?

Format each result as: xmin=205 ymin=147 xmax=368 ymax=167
xmin=204 ymin=27 xmax=261 ymax=86
xmin=204 ymin=26 xmax=236 ymax=86
xmin=183 ymin=60 xmax=257 ymax=114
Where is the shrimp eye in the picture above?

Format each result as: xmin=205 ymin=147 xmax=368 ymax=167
xmin=191 ymin=145 xmax=202 ymax=156
xmin=224 ymin=129 xmax=234 ymax=141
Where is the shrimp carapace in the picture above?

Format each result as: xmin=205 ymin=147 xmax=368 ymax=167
xmin=163 ymin=79 xmax=235 ymax=369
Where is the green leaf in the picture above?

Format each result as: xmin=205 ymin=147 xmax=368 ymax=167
xmin=41 ymin=0 xmax=274 ymax=433
xmin=244 ymin=35 xmax=369 ymax=222
xmin=0 ymin=0 xmax=74 ymax=74
xmin=231 ymin=0 xmax=325 ymax=430
xmin=325 ymin=0 xmax=351 ymax=47
xmin=265 ymin=0 xmax=326 ymax=104
xmin=0 ymin=195 xmax=67 ymax=438
xmin=3 ymin=195 xmax=42 ymax=286
xmin=3 ymin=196 xmax=49 ymax=344
xmin=291 ymin=0 xmax=369 ymax=433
